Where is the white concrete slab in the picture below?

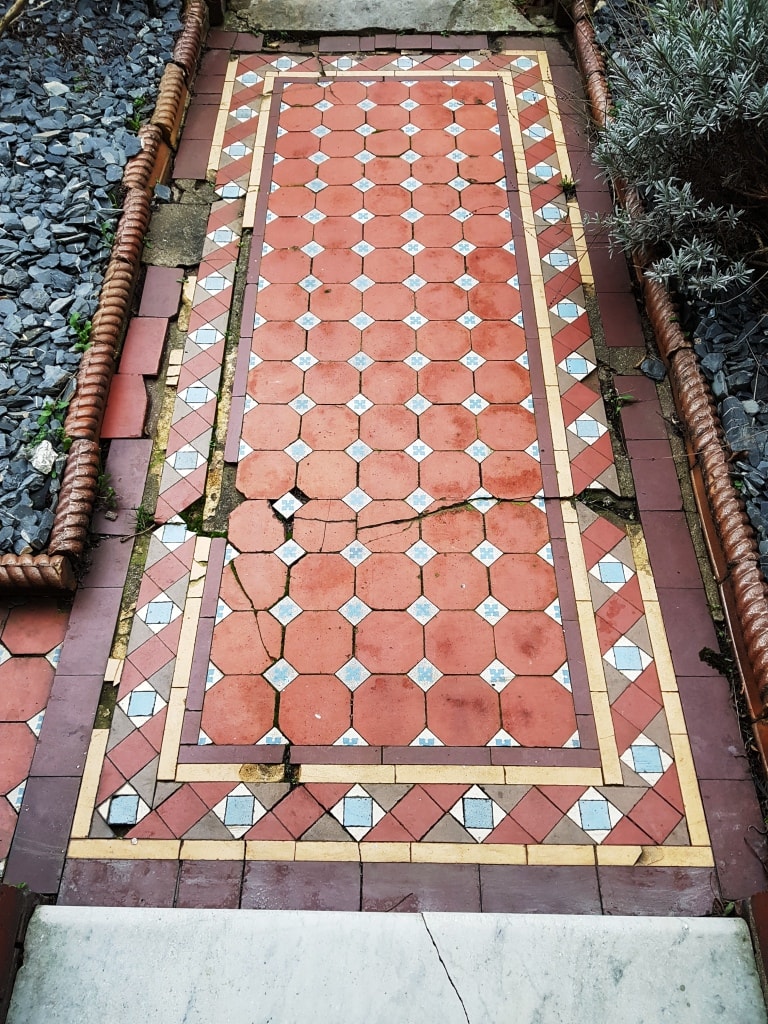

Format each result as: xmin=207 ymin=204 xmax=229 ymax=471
xmin=8 ymin=907 xmax=767 ymax=1024
xmin=229 ymin=0 xmax=536 ymax=33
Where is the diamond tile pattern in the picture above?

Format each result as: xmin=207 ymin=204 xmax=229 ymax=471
xmin=69 ymin=51 xmax=700 ymax=869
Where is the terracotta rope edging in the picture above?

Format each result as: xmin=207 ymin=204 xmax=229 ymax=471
xmin=572 ymin=0 xmax=768 ymax=740
xmin=0 ymin=0 xmax=209 ymax=593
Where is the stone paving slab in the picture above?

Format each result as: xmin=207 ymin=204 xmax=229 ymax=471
xmin=8 ymin=907 xmax=767 ymax=1023
xmin=228 ymin=0 xmax=536 ymax=34
xmin=1 ymin=38 xmax=766 ymax=913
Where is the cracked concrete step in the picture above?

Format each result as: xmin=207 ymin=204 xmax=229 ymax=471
xmin=7 ymin=907 xmax=767 ymax=1023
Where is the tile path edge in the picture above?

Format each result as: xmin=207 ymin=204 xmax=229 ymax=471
xmin=572 ymin=0 xmax=768 ymax=759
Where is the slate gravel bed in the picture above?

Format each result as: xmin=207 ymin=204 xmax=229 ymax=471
xmin=0 ymin=0 xmax=182 ymax=555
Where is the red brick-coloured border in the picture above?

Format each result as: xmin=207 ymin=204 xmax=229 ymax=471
xmin=572 ymin=0 xmax=768 ymax=750
xmin=0 ymin=0 xmax=210 ymax=592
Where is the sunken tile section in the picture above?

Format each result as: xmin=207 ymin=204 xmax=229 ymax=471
xmin=71 ymin=52 xmax=711 ymax=868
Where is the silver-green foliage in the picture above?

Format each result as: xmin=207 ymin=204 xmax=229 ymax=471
xmin=593 ymin=0 xmax=768 ymax=293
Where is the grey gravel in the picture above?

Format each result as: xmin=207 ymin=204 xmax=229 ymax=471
xmin=0 ymin=0 xmax=182 ymax=555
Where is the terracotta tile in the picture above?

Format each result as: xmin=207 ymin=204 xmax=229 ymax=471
xmin=418 ymin=361 xmax=473 ymax=403
xmin=210 ymin=611 xmax=281 ymax=675
xmin=490 ymin=554 xmax=557 ymax=611
xmin=284 ymin=612 xmax=353 ymax=674
xmin=353 ymin=675 xmax=425 ymax=745
xmin=356 ymin=553 xmax=422 ymax=610
xmin=0 ymin=657 xmax=53 ymax=721
xmin=280 ymin=671 xmax=352 ymax=745
xmin=290 ymin=554 xmax=355 ymax=609
xmin=494 ymin=611 xmax=566 ymax=676
xmin=241 ymin=405 xmax=300 ymax=450
xmin=484 ymin=502 xmax=549 ymax=554
xmin=242 ymin=861 xmax=360 ymax=911
xmin=477 ymin=404 xmax=536 ymax=451
xmin=427 ymin=676 xmax=501 ymax=745
xmin=311 ymin=249 xmax=362 ymax=284
xmin=425 ymin=611 xmax=494 ymax=675
xmin=2 ymin=600 xmax=68 ymax=655
xmin=363 ymin=215 xmax=412 ymax=249
xmin=156 ymin=787 xmax=209 ymax=837
xmin=311 ymin=283 xmax=365 ymax=320
xmin=303 ymin=359 xmax=361 ymax=406
xmin=359 ymin=451 xmax=419 ymax=500
xmin=481 ymin=451 xmax=541 ymax=500
xmin=202 ymin=675 xmax=276 ymax=745
xmin=418 ymin=405 xmax=477 ymax=450
xmin=419 ymin=451 xmax=479 ymax=502
xmin=360 ymin=405 xmax=418 ymax=449
xmin=272 ymin=788 xmax=325 ymax=838
xmin=500 ymin=676 xmax=577 ymax=746
xmin=228 ymin=501 xmax=286 ymax=553
xmin=355 ymin=611 xmax=424 ymax=674
xmin=0 ymin=723 xmax=36 ymax=792
xmin=421 ymin=507 xmax=485 ymax=552
xmin=367 ymin=81 xmax=408 ymax=105
xmin=423 ymin=553 xmax=489 ymax=610
xmin=297 ymin=451 xmax=357 ymax=499
xmin=471 ymin=321 xmax=526 ymax=361
xmin=235 ymin=450 xmax=297 ymax=499
xmin=388 ymin=786 xmax=443 ymax=839
xmin=313 ymin=216 xmax=363 ymax=249
xmin=119 ymin=318 xmax=167 ymax=376
xmin=307 ymin=321 xmax=361 ymax=361
xmin=108 ymin=729 xmax=157 ymax=780
xmin=247 ymin=361 xmax=304 ymax=402
xmin=361 ymin=362 xmax=417 ymax=404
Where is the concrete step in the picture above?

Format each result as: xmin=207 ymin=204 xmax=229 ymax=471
xmin=227 ymin=0 xmax=537 ymax=34
xmin=7 ymin=907 xmax=767 ymax=1023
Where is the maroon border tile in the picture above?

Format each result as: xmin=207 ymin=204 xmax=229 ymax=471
xmin=4 ymin=777 xmax=83 ymax=894
xmin=58 ymin=858 xmax=180 ymax=907
xmin=176 ymin=858 xmax=244 ymax=908
xmin=362 ymin=862 xmax=481 ymax=912
xmin=655 ymin=587 xmax=721 ymax=677
xmin=480 ymin=864 xmax=601 ymax=912
xmin=29 ymin=675 xmax=103 ymax=777
xmin=677 ymin=676 xmax=751 ymax=782
xmin=597 ymin=866 xmax=715 ymax=915
xmin=700 ymin=779 xmax=768 ymax=900
xmin=241 ymin=860 xmax=361 ymax=910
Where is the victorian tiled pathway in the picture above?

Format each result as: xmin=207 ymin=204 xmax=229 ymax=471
xmin=1 ymin=37 xmax=766 ymax=913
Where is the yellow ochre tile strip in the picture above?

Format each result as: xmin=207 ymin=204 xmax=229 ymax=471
xmin=536 ymin=51 xmax=594 ymax=288
xmin=208 ymin=56 xmax=239 ymax=176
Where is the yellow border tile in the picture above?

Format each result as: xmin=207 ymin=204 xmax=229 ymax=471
xmin=181 ymin=840 xmax=245 ymax=860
